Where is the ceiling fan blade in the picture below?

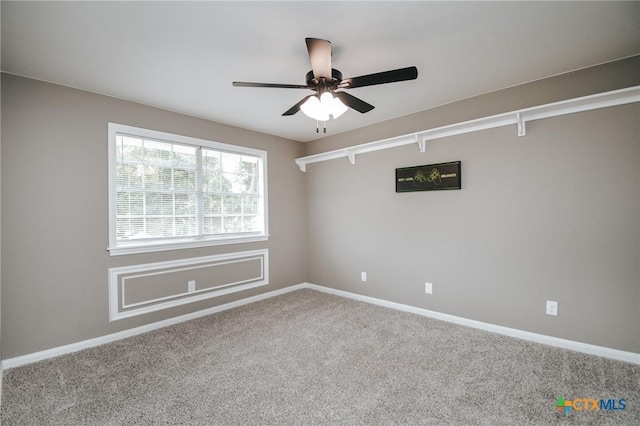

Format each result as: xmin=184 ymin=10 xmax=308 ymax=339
xmin=233 ymin=81 xmax=309 ymax=89
xmin=282 ymin=95 xmax=314 ymax=116
xmin=334 ymin=91 xmax=375 ymax=113
xmin=306 ymin=38 xmax=332 ymax=80
xmin=341 ymin=66 xmax=418 ymax=89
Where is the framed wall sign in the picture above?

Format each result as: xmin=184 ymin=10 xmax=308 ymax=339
xmin=396 ymin=161 xmax=461 ymax=192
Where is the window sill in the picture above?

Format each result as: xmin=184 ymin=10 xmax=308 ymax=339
xmin=107 ymin=234 xmax=269 ymax=256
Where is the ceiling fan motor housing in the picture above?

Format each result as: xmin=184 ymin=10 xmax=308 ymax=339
xmin=306 ymin=69 xmax=343 ymax=93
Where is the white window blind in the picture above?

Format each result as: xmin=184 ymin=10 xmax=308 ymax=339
xmin=108 ymin=123 xmax=267 ymax=255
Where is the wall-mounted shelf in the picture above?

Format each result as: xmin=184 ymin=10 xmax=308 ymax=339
xmin=295 ymin=85 xmax=640 ymax=172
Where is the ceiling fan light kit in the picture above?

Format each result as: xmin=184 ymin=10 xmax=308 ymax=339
xmin=301 ymin=92 xmax=348 ymax=120
xmin=233 ymin=38 xmax=418 ymax=133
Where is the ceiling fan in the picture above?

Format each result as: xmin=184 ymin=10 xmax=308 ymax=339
xmin=233 ymin=38 xmax=418 ymax=132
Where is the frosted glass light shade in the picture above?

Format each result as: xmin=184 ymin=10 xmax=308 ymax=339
xmin=331 ymin=96 xmax=348 ymax=118
xmin=300 ymin=95 xmax=329 ymax=121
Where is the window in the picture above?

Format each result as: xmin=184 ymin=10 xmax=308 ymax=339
xmin=108 ymin=123 xmax=267 ymax=255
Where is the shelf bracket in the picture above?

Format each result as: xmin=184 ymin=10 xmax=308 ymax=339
xmin=345 ymin=149 xmax=356 ymax=165
xmin=516 ymin=112 xmax=526 ymax=137
xmin=417 ymin=135 xmax=426 ymax=153
xmin=295 ymin=159 xmax=306 ymax=172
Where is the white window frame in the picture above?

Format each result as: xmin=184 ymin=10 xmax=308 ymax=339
xmin=108 ymin=123 xmax=268 ymax=256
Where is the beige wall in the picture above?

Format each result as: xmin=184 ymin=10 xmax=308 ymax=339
xmin=1 ymin=74 xmax=307 ymax=358
xmin=304 ymin=56 xmax=640 ymax=353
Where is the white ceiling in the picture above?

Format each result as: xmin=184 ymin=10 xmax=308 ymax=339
xmin=2 ymin=1 xmax=639 ymax=142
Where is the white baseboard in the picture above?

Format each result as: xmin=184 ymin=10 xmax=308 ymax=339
xmin=303 ymin=283 xmax=640 ymax=365
xmin=1 ymin=283 xmax=307 ymax=370
xmin=2 ymin=282 xmax=638 ymax=369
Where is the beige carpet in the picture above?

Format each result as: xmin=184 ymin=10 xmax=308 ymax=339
xmin=2 ymin=289 xmax=638 ymax=425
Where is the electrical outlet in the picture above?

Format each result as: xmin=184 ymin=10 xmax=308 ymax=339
xmin=425 ymin=282 xmax=433 ymax=294
xmin=546 ymin=300 xmax=558 ymax=316
xmin=188 ymin=280 xmax=196 ymax=292
xmin=361 ymin=272 xmax=367 ymax=282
